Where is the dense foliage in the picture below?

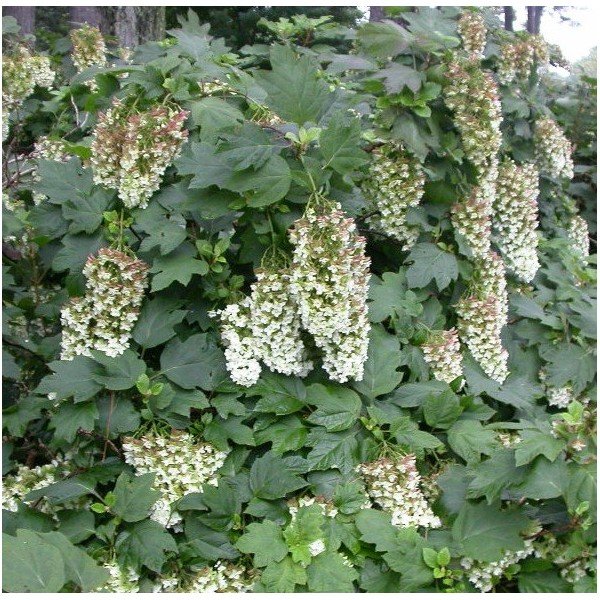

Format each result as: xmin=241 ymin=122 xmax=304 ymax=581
xmin=2 ymin=7 xmax=596 ymax=593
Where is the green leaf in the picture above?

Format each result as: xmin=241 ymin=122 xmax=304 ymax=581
xmin=305 ymin=383 xmax=362 ymax=432
xmin=514 ymin=429 xmax=566 ymax=466
xmin=283 ymin=504 xmax=325 ymax=565
xmin=175 ymin=142 xmax=231 ymax=189
xmin=116 ymin=519 xmax=177 ymax=572
xmin=160 ymin=333 xmax=228 ymax=390
xmin=97 ymin=396 xmax=140 ymax=438
xmin=390 ymin=380 xmax=450 ymax=407
xmin=368 ymin=270 xmax=411 ymax=322
xmin=250 ymin=372 xmax=307 ymax=414
xmin=34 ymin=531 xmax=108 ymax=591
xmin=49 ymin=400 xmax=98 ymax=442
xmin=514 ymin=457 xmax=569 ymax=500
xmin=112 ymin=472 xmax=160 ymax=522
xmin=260 ymin=556 xmax=307 ymax=592
xmin=34 ymin=158 xmax=93 ymax=203
xmin=389 ymin=416 xmax=443 ymax=451
xmin=91 ymin=350 xmax=146 ymax=391
xmin=56 ymin=509 xmax=96 ymax=544
xmin=137 ymin=215 xmax=187 ymax=255
xmin=452 ymin=501 xmax=530 ymax=562
xmin=249 ymin=453 xmax=307 ymax=500
xmin=319 ymin=113 xmax=368 ymax=174
xmin=377 ymin=63 xmax=424 ymax=93
xmin=52 ymin=232 xmax=104 ymax=274
xmin=382 ymin=528 xmax=434 ymax=591
xmin=539 ymin=342 xmax=596 ymax=394
xmin=447 ymin=420 xmax=498 ymax=463
xmin=423 ymin=389 xmax=462 ymax=429
xmin=62 ymin=189 xmax=111 ymax=234
xmin=189 ymin=97 xmax=244 ymax=139
xmin=359 ymin=559 xmax=403 ymax=592
xmin=257 ymin=44 xmax=333 ymax=125
xmin=204 ymin=415 xmax=255 ymax=449
xmin=355 ymin=508 xmax=398 ymax=552
xmin=149 ymin=244 xmax=209 ymax=292
xmin=306 ymin=551 xmax=357 ymax=592
xmin=2 ymin=530 xmax=66 ymax=592
xmin=235 ymin=520 xmax=288 ymax=567
xmin=405 ymin=243 xmax=458 ymax=291
xmin=132 ymin=297 xmax=187 ymax=349
xmin=254 ymin=415 xmax=307 ymax=455
xmin=357 ymin=20 xmax=413 ymax=58
xmin=220 ymin=122 xmax=283 ymax=171
xmin=305 ymin=427 xmax=360 ymax=474
xmin=36 ymin=357 xmax=103 ymax=402
xmin=467 ymin=449 xmax=527 ymax=503
xmin=352 ymin=326 xmax=402 ymax=399
xmin=518 ymin=570 xmax=572 ymax=593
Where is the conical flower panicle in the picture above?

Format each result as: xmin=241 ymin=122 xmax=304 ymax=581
xmin=494 ymin=159 xmax=541 ymax=282
xmin=91 ymin=99 xmax=189 ymax=209
xmin=567 ymin=215 xmax=590 ymax=258
xmin=60 ymin=248 xmax=148 ymax=359
xmin=534 ymin=117 xmax=574 ymax=180
xmin=456 ymin=252 xmax=509 ymax=383
xmin=289 ymin=201 xmax=371 ymax=383
xmin=356 ymin=455 xmax=441 ymax=529
xmin=362 ymin=144 xmax=425 ymax=250
xmin=457 ymin=11 xmax=487 ymax=59
xmin=451 ymin=186 xmax=493 ymax=258
xmin=422 ymin=328 xmax=463 ymax=383
xmin=71 ymin=24 xmax=107 ymax=72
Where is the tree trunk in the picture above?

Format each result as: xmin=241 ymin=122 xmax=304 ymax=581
xmin=526 ymin=6 xmax=543 ymax=34
xmin=369 ymin=7 xmax=385 ymax=23
xmin=100 ymin=7 xmax=166 ymax=48
xmin=69 ymin=6 xmax=102 ymax=29
xmin=2 ymin=6 xmax=35 ymax=35
xmin=504 ymin=6 xmax=515 ymax=31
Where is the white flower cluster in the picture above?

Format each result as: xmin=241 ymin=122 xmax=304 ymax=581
xmin=2 ymin=46 xmax=55 ymax=109
xmin=91 ymin=98 xmax=189 ymax=208
xmin=98 ymin=561 xmax=140 ymax=593
xmin=444 ymin=56 xmax=503 ymax=204
xmin=2 ymin=106 xmax=10 ymax=141
xmin=539 ymin=369 xmax=576 ymax=409
xmin=153 ymin=562 xmax=257 ymax=593
xmin=461 ymin=540 xmax=534 ymax=592
xmin=33 ymin=136 xmax=71 ymax=162
xmin=2 ymin=457 xmax=71 ymax=514
xmin=533 ymin=535 xmax=596 ymax=584
xmin=456 ymin=252 xmax=509 ymax=383
xmin=356 ymin=455 xmax=441 ymax=529
xmin=498 ymin=35 xmax=549 ymax=85
xmin=534 ymin=117 xmax=574 ymax=180
xmin=361 ymin=144 xmax=425 ymax=249
xmin=494 ymin=159 xmax=540 ymax=282
xmin=70 ymin=24 xmax=107 ymax=72
xmin=289 ymin=201 xmax=371 ymax=383
xmin=457 ymin=11 xmax=487 ymax=59
xmin=211 ymin=267 xmax=312 ymax=387
xmin=288 ymin=495 xmax=339 ymax=520
xmin=60 ymin=248 xmax=148 ymax=359
xmin=451 ymin=186 xmax=493 ymax=258
xmin=422 ymin=328 xmax=463 ymax=383
xmin=122 ymin=431 xmax=228 ymax=531
xmin=567 ymin=215 xmax=590 ymax=258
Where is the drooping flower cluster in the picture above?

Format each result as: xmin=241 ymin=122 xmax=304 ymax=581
xmin=2 ymin=46 xmax=55 ymax=109
xmin=451 ymin=187 xmax=493 ymax=258
xmin=539 ymin=369 xmax=575 ymax=409
xmin=289 ymin=201 xmax=371 ymax=383
xmin=362 ymin=144 xmax=425 ymax=249
xmin=534 ymin=117 xmax=574 ymax=180
xmin=456 ymin=252 xmax=509 ymax=383
xmin=153 ymin=562 xmax=258 ymax=593
xmin=2 ymin=457 xmax=72 ymax=514
xmin=421 ymin=328 xmax=463 ymax=383
xmin=444 ymin=56 xmax=503 ymax=203
xmin=60 ymin=248 xmax=148 ymax=359
xmin=91 ymin=99 xmax=189 ymax=208
xmin=356 ymin=455 xmax=441 ymax=529
xmin=98 ymin=561 xmax=140 ymax=593
xmin=33 ymin=136 xmax=71 ymax=162
xmin=498 ymin=35 xmax=549 ymax=85
xmin=70 ymin=24 xmax=107 ymax=72
xmin=461 ymin=540 xmax=535 ymax=592
xmin=457 ymin=11 xmax=487 ymax=59
xmin=567 ymin=215 xmax=590 ymax=258
xmin=122 ymin=432 xmax=228 ymax=531
xmin=494 ymin=159 xmax=540 ymax=282
xmin=211 ymin=267 xmax=312 ymax=387
xmin=533 ymin=535 xmax=596 ymax=584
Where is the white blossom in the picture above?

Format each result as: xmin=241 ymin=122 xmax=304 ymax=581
xmin=534 ymin=117 xmax=574 ymax=180
xmin=457 ymin=11 xmax=487 ymax=59
xmin=356 ymin=455 xmax=441 ymax=529
xmin=122 ymin=431 xmax=228 ymax=531
xmin=422 ymin=328 xmax=463 ymax=383
xmin=494 ymin=159 xmax=541 ymax=282
xmin=567 ymin=215 xmax=590 ymax=258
